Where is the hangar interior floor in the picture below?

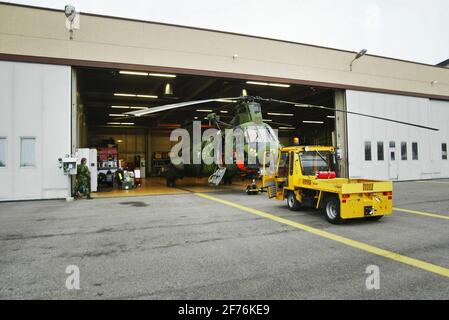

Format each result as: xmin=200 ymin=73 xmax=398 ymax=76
xmin=92 ymin=177 xmax=256 ymax=198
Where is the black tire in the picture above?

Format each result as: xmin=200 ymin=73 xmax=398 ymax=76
xmin=365 ymin=215 xmax=383 ymax=221
xmin=286 ymin=192 xmax=301 ymax=211
xmin=324 ymin=197 xmax=343 ymax=224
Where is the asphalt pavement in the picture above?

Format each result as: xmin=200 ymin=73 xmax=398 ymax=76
xmin=0 ymin=179 xmax=448 ymax=299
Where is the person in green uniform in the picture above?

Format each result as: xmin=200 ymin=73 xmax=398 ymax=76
xmin=75 ymin=157 xmax=92 ymax=199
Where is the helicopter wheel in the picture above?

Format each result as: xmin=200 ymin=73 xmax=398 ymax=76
xmin=166 ymin=179 xmax=176 ymax=188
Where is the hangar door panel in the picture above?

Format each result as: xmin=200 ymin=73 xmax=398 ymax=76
xmin=429 ymin=100 xmax=449 ymax=178
xmin=346 ymin=90 xmax=438 ymax=181
xmin=0 ymin=61 xmax=71 ymax=201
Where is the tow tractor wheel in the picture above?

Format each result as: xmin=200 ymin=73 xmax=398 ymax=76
xmin=286 ymin=192 xmax=301 ymax=211
xmin=324 ymin=197 xmax=343 ymax=224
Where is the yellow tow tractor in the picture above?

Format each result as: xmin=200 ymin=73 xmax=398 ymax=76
xmin=262 ymin=146 xmax=393 ymax=224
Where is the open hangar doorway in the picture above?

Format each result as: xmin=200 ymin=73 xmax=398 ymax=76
xmin=72 ymin=66 xmax=343 ymax=197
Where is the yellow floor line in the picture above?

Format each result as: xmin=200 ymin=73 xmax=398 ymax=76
xmin=417 ymin=180 xmax=449 ymax=185
xmin=195 ymin=192 xmax=449 ymax=279
xmin=394 ymin=207 xmax=449 ymax=220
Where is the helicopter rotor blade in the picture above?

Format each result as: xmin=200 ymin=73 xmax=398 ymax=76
xmin=257 ymin=97 xmax=439 ymax=131
xmin=125 ymin=97 xmax=243 ymax=117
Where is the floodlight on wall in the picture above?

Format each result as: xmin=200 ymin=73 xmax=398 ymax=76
xmin=64 ymin=4 xmax=80 ymax=40
xmin=241 ymin=89 xmax=248 ymax=96
xmin=349 ymin=48 xmax=367 ymax=71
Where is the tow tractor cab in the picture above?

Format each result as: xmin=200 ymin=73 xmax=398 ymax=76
xmin=262 ymin=146 xmax=393 ymax=224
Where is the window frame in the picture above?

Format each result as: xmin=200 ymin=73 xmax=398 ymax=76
xmin=0 ymin=137 xmax=6 ymax=168
xmin=377 ymin=141 xmax=384 ymax=161
xmin=401 ymin=141 xmax=408 ymax=160
xmin=20 ymin=136 xmax=37 ymax=168
xmin=411 ymin=142 xmax=418 ymax=160
xmin=364 ymin=141 xmax=372 ymax=161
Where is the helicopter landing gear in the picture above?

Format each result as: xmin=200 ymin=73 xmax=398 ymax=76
xmin=223 ymin=177 xmax=233 ymax=185
xmin=166 ymin=178 xmax=176 ymax=188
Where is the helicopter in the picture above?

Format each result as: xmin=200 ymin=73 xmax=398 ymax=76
xmin=126 ymin=96 xmax=281 ymax=186
xmin=124 ymin=95 xmax=438 ymax=187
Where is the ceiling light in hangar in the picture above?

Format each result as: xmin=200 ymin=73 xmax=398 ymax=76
xmin=107 ymin=122 xmax=135 ymax=126
xmin=246 ymin=81 xmax=290 ymax=88
xmin=111 ymin=106 xmax=150 ymax=110
xmin=114 ymin=93 xmax=158 ymax=99
xmin=267 ymin=112 xmax=294 ymax=116
xmin=119 ymin=70 xmax=177 ymax=78
xmin=109 ymin=113 xmax=129 ymax=117
xmin=302 ymin=120 xmax=324 ymax=124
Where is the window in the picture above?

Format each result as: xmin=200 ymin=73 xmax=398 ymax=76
xmin=278 ymin=151 xmax=289 ymax=177
xmin=299 ymin=151 xmax=335 ymax=176
xmin=289 ymin=152 xmax=294 ymax=175
xmin=389 ymin=141 xmax=395 ymax=161
xmin=377 ymin=141 xmax=384 ymax=161
xmin=443 ymin=143 xmax=448 ymax=160
xmin=401 ymin=142 xmax=407 ymax=160
xmin=0 ymin=138 xmax=6 ymax=167
xmin=20 ymin=137 xmax=36 ymax=167
xmin=412 ymin=142 xmax=418 ymax=160
xmin=364 ymin=141 xmax=372 ymax=161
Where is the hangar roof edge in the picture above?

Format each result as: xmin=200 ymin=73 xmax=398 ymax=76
xmin=1 ymin=1 xmax=447 ymax=71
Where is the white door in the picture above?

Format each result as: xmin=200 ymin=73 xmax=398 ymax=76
xmin=89 ymin=149 xmax=98 ymax=192
xmin=388 ymin=142 xmax=398 ymax=180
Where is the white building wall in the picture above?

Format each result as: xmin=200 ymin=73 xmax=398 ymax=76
xmin=429 ymin=100 xmax=449 ymax=178
xmin=0 ymin=61 xmax=71 ymax=201
xmin=346 ymin=90 xmax=449 ymax=181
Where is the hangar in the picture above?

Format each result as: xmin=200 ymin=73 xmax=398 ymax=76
xmin=0 ymin=3 xmax=448 ymax=201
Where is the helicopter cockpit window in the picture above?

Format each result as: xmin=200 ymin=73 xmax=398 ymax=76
xmin=250 ymin=104 xmax=261 ymax=114
xmin=237 ymin=106 xmax=251 ymax=123
xmin=244 ymin=125 xmax=278 ymax=144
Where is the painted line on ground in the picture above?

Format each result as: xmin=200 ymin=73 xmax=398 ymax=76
xmin=195 ymin=192 xmax=449 ymax=279
xmin=393 ymin=207 xmax=449 ymax=220
xmin=416 ymin=181 xmax=449 ymax=185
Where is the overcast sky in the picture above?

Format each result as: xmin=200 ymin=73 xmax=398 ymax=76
xmin=6 ymin=0 xmax=449 ymax=65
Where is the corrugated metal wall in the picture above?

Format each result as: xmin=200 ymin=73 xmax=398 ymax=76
xmin=346 ymin=90 xmax=449 ymax=180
